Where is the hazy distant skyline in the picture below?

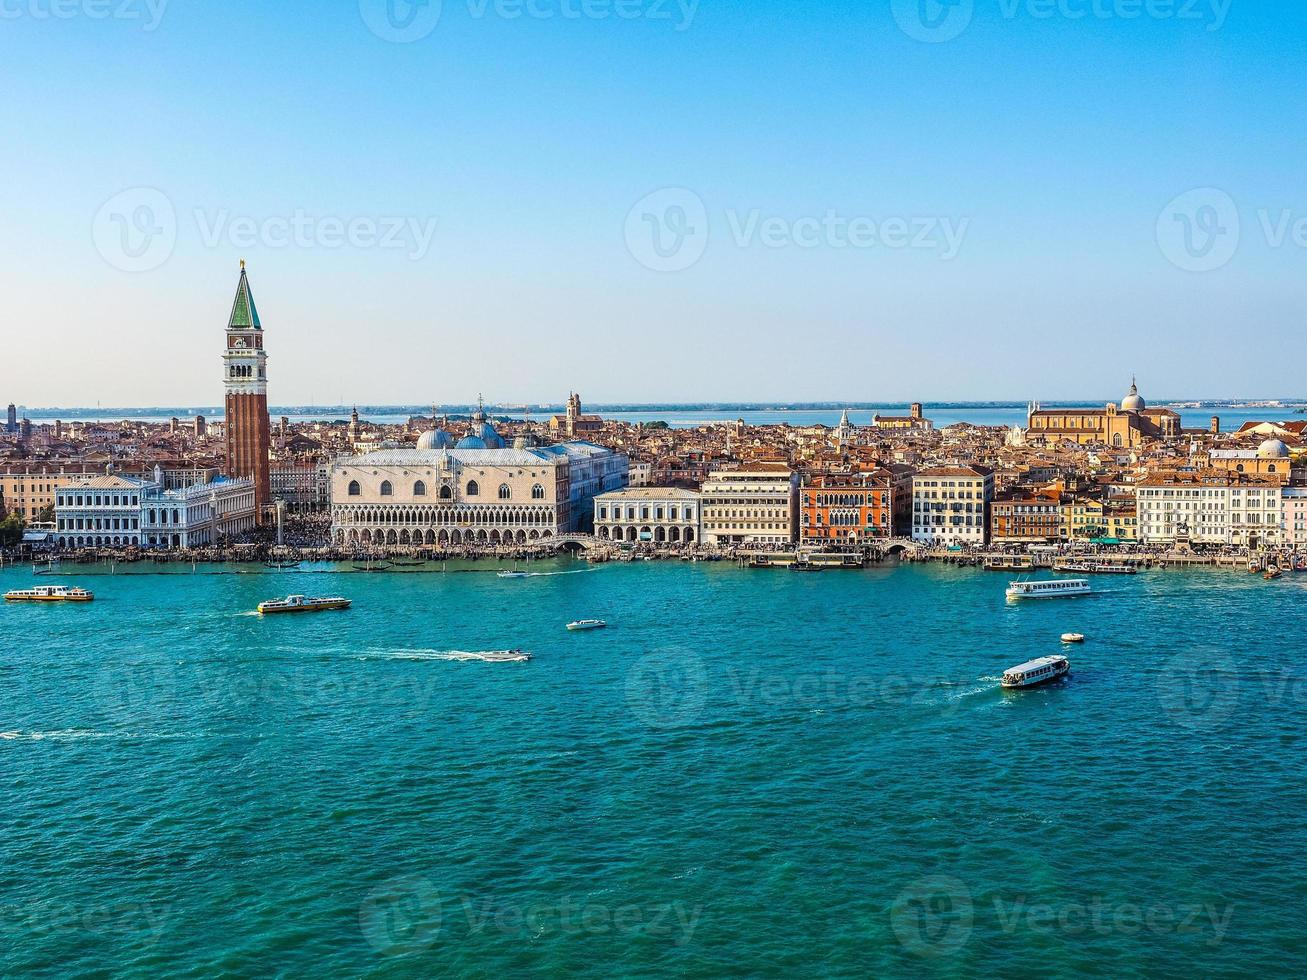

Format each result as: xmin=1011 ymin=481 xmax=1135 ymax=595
xmin=5 ymin=1 xmax=1306 ymax=406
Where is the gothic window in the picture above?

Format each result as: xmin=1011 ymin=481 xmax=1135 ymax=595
xmin=532 ymin=484 xmax=545 ymax=500
xmin=380 ymin=481 xmax=394 ymax=496
xmin=440 ymin=484 xmax=453 ymax=500
xmin=467 ymin=480 xmax=480 ymax=497
xmin=499 ymin=484 xmax=511 ymax=500
xmin=413 ymin=480 xmax=427 ymax=496
xmin=348 ymin=481 xmax=361 ymax=496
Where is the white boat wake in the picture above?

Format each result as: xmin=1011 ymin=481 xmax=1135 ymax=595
xmin=359 ymin=649 xmax=532 ymax=663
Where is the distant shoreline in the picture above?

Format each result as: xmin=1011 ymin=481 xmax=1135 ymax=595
xmin=12 ymin=399 xmax=1307 ymax=420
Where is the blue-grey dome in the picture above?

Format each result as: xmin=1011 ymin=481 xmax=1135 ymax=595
xmin=456 ymin=434 xmax=487 ymax=450
xmin=416 ymin=429 xmax=453 ymax=450
xmin=477 ymin=422 xmax=506 ymax=449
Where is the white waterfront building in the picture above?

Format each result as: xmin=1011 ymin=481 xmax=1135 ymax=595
xmin=1137 ymin=473 xmax=1284 ymax=549
xmin=700 ymin=464 xmax=798 ymax=546
xmin=140 ymin=477 xmax=257 ymax=549
xmin=54 ymin=474 xmax=149 ymax=549
xmin=54 ymin=470 xmax=257 ymax=550
xmin=594 ymin=487 xmax=701 ymax=545
xmin=911 ymin=465 xmax=995 ymax=546
xmin=330 ymin=414 xmax=627 ymax=548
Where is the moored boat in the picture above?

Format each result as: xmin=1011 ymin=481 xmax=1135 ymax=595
xmin=257 ymin=594 xmax=352 ymax=614
xmin=1264 ymin=567 xmax=1283 ymax=581
xmin=1006 ymin=578 xmax=1092 ymax=600
xmin=1052 ymin=560 xmax=1137 ymax=575
xmin=566 ymin=619 xmax=607 ymax=631
xmin=1002 ymin=655 xmax=1070 ymax=689
xmin=3 ymin=585 xmax=94 ymax=603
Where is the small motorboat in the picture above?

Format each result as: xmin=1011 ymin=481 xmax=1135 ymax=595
xmin=1001 ymin=655 xmax=1070 ymax=689
xmin=497 ymin=570 xmax=530 ymax=579
xmin=1264 ymin=567 xmax=1283 ymax=581
xmin=257 ymin=594 xmax=352 ymax=614
xmin=1296 ymin=555 xmax=1307 ymax=572
xmin=4 ymin=585 xmax=94 ymax=603
xmin=1061 ymin=633 xmax=1086 ymax=643
xmin=566 ymin=619 xmax=607 ymax=631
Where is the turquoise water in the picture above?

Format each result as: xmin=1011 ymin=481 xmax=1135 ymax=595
xmin=2 ymin=559 xmax=1304 ymax=977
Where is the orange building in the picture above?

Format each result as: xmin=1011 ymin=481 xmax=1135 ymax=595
xmin=799 ymin=466 xmax=912 ymax=547
xmin=990 ymin=487 xmax=1065 ymax=544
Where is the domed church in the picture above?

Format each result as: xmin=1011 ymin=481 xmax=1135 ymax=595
xmin=1026 ymin=378 xmax=1181 ymax=449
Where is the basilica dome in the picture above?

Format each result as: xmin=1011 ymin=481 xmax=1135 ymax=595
xmin=455 ymin=434 xmax=488 ymax=450
xmin=416 ymin=429 xmax=453 ymax=450
xmin=1257 ymin=438 xmax=1290 ymax=458
xmin=1121 ymin=380 xmax=1145 ymax=413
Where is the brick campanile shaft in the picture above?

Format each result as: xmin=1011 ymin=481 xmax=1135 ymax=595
xmin=222 ymin=261 xmax=271 ymax=522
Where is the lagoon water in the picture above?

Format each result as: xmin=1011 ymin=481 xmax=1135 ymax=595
xmin=2 ymin=559 xmax=1305 ymax=976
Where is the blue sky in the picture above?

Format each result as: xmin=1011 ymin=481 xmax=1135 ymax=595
xmin=2 ymin=0 xmax=1304 ymax=406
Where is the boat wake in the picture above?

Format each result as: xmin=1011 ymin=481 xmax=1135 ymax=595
xmin=0 ymin=729 xmax=203 ymax=742
xmin=359 ymin=649 xmax=533 ymax=663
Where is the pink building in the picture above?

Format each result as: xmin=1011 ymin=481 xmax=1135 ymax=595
xmin=1283 ymin=488 xmax=1307 ymax=548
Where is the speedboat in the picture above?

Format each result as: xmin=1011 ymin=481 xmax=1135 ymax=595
xmin=1006 ymin=578 xmax=1091 ymax=600
xmin=257 ymin=594 xmax=351 ymax=614
xmin=497 ymin=570 xmax=530 ymax=579
xmin=566 ymin=619 xmax=607 ymax=631
xmin=3 ymin=585 xmax=94 ymax=603
xmin=1061 ymin=633 xmax=1086 ymax=643
xmin=1002 ymin=655 xmax=1070 ymax=689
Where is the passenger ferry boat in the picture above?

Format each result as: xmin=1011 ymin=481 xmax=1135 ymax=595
xmin=3 ymin=585 xmax=95 ymax=603
xmin=1051 ymin=559 xmax=1137 ymax=575
xmin=256 ymin=594 xmax=352 ymax=614
xmin=566 ymin=619 xmax=607 ymax=631
xmin=1001 ymin=655 xmax=1070 ymax=689
xmin=1006 ymin=578 xmax=1092 ymax=600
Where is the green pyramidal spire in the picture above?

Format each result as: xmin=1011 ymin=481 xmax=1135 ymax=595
xmin=228 ymin=260 xmax=262 ymax=330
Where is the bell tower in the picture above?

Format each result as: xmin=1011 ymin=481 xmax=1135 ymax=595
xmin=222 ymin=261 xmax=271 ymax=521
